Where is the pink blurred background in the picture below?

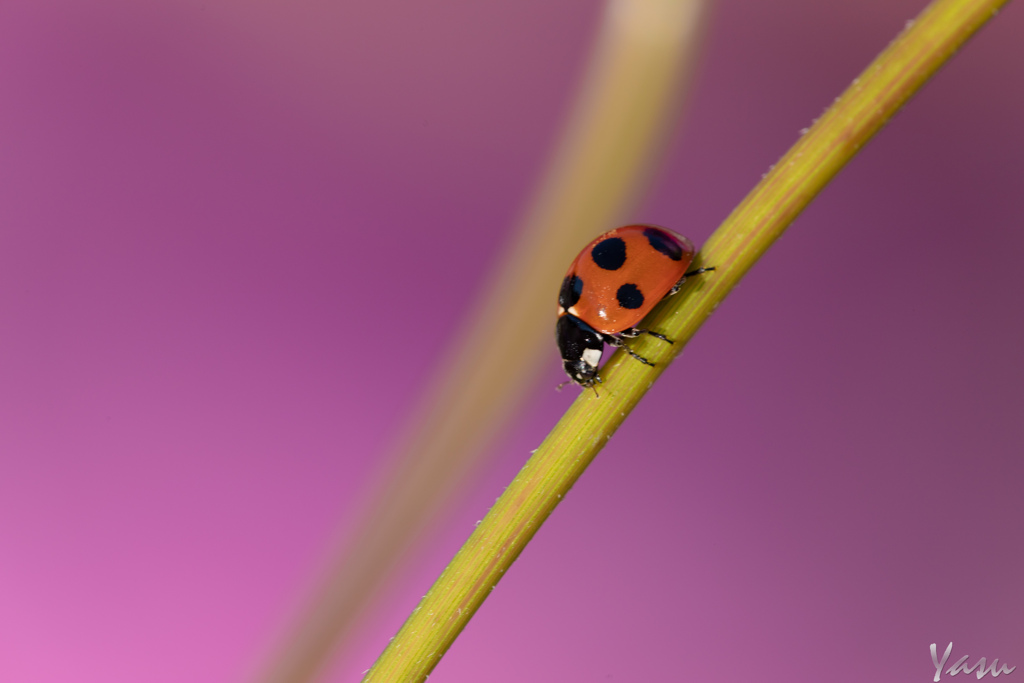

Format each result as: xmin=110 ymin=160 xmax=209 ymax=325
xmin=2 ymin=1 xmax=1022 ymax=681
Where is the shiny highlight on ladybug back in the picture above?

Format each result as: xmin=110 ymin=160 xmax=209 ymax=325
xmin=556 ymin=224 xmax=713 ymax=390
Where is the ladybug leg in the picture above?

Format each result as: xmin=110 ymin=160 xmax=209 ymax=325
xmin=605 ymin=334 xmax=656 ymax=368
xmin=668 ymin=266 xmax=717 ymax=296
xmin=619 ymin=327 xmax=674 ymax=345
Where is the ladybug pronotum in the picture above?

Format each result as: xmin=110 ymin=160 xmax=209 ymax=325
xmin=556 ymin=224 xmax=713 ymax=390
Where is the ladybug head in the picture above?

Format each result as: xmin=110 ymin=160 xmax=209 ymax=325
xmin=563 ymin=356 xmax=602 ymax=389
xmin=556 ymin=315 xmax=605 ymax=388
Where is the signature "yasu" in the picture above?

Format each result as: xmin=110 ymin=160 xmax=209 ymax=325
xmin=931 ymin=642 xmax=1016 ymax=681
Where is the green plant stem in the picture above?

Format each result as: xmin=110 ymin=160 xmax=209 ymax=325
xmin=362 ymin=0 xmax=1010 ymax=680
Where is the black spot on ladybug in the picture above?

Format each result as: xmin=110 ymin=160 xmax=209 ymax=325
xmin=559 ymin=274 xmax=584 ymax=309
xmin=591 ymin=237 xmax=627 ymax=270
xmin=616 ymin=283 xmax=644 ymax=309
xmin=643 ymin=227 xmax=683 ymax=261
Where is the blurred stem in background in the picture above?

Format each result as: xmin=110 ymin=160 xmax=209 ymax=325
xmin=253 ymin=2 xmax=712 ymax=682
xmin=362 ymin=0 xmax=1013 ymax=680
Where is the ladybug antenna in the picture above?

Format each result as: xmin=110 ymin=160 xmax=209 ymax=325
xmin=555 ymin=379 xmax=572 ymax=392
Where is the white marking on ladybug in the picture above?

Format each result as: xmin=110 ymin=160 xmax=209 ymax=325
xmin=582 ymin=348 xmax=602 ymax=368
xmin=567 ymin=306 xmax=581 ymax=317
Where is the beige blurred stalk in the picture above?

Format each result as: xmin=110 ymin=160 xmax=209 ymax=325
xmin=253 ymin=2 xmax=711 ymax=682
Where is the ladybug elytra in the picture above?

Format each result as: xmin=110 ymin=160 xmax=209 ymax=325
xmin=556 ymin=224 xmax=713 ymax=390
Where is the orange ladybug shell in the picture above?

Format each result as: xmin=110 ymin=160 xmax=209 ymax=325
xmin=559 ymin=224 xmax=695 ymax=335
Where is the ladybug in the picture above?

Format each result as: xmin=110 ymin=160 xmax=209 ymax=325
xmin=556 ymin=224 xmax=713 ymax=390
